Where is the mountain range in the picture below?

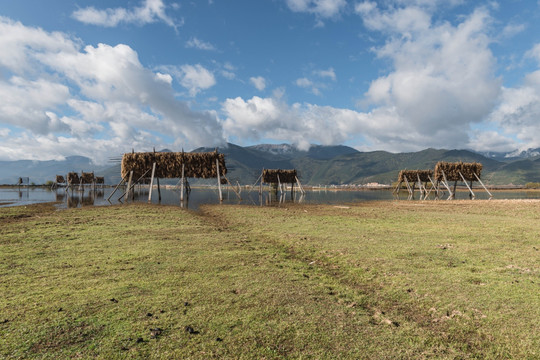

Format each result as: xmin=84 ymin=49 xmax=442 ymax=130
xmin=2 ymin=143 xmax=540 ymax=186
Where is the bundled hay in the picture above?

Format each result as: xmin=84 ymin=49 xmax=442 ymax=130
xmin=120 ymin=151 xmax=227 ymax=179
xmin=81 ymin=172 xmax=95 ymax=184
xmin=434 ymin=162 xmax=482 ymax=182
xmin=95 ymin=176 xmax=105 ymax=184
xmin=55 ymin=175 xmax=65 ymax=184
xmin=262 ymin=169 xmax=297 ymax=184
xmin=67 ymin=172 xmax=79 ymax=185
xmin=398 ymin=170 xmax=433 ymax=183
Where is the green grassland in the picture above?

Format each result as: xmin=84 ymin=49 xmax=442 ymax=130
xmin=1 ymin=201 xmax=538 ymax=359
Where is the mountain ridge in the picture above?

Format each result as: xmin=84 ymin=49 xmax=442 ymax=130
xmin=1 ymin=143 xmax=539 ymax=185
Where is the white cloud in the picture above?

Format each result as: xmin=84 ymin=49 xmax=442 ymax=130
xmin=295 ymin=77 xmax=321 ymax=95
xmin=296 ymin=78 xmax=313 ymax=88
xmin=487 ymin=83 xmax=540 ymax=149
xmin=0 ymin=128 xmax=11 ymax=137
xmin=0 ymin=16 xmax=80 ymax=74
xmin=221 ymin=94 xmax=465 ymax=152
xmin=186 ymin=37 xmax=216 ymax=51
xmin=0 ymin=76 xmax=71 ymax=134
xmin=221 ymin=70 xmax=236 ymax=80
xmin=178 ymin=64 xmax=216 ymax=96
xmin=250 ymin=76 xmax=266 ymax=91
xmin=354 ymin=5 xmax=501 ymax=149
xmin=314 ymin=67 xmax=336 ymax=81
xmin=526 ymin=43 xmax=540 ymax=64
xmin=0 ymin=17 xmax=224 ymax=163
xmin=221 ymin=95 xmax=418 ymax=151
xmin=355 ymin=2 xmax=431 ymax=34
xmin=501 ymin=23 xmax=525 ymax=39
xmin=286 ymin=0 xmax=347 ymax=19
xmin=467 ymin=130 xmax=517 ymax=153
xmin=72 ymin=0 xmax=178 ymax=29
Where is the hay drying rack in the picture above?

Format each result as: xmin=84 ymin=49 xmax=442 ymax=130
xmin=393 ymin=162 xmax=492 ymax=200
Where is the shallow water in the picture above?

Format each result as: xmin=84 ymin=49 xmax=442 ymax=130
xmin=1 ymin=185 xmax=540 ymax=211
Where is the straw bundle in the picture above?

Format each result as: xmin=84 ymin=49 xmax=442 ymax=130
xmin=434 ymin=162 xmax=482 ymax=182
xmin=55 ymin=175 xmax=65 ymax=183
xmin=67 ymin=172 xmax=79 ymax=185
xmin=95 ymin=176 xmax=105 ymax=184
xmin=81 ymin=172 xmax=95 ymax=184
xmin=262 ymin=169 xmax=297 ymax=184
xmin=120 ymin=151 xmax=227 ymax=179
xmin=398 ymin=170 xmax=433 ymax=183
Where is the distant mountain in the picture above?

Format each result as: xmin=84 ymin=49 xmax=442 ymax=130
xmin=474 ymin=148 xmax=540 ymax=162
xmin=247 ymin=143 xmax=359 ymax=160
xmin=3 ymin=143 xmax=540 ymax=186
xmin=191 ymin=144 xmax=515 ymax=185
xmin=0 ymin=156 xmax=110 ymax=185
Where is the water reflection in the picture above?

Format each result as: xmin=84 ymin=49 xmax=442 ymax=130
xmin=2 ymin=185 xmax=540 ymax=210
xmin=61 ymin=188 xmax=105 ymax=208
xmin=18 ymin=188 xmax=30 ymax=200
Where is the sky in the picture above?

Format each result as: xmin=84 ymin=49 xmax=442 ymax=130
xmin=1 ymin=0 xmax=540 ymax=164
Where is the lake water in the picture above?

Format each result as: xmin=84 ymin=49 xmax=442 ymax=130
xmin=2 ymin=185 xmax=540 ymax=211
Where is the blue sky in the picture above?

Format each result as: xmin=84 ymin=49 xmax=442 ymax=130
xmin=1 ymin=0 xmax=540 ymax=164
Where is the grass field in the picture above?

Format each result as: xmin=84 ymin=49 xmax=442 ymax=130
xmin=0 ymin=200 xmax=538 ymax=359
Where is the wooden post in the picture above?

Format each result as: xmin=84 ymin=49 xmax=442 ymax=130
xmin=295 ymin=176 xmax=306 ymax=195
xmin=223 ymin=175 xmax=241 ymax=200
xmin=417 ymin=174 xmax=425 ymax=200
xmin=459 ymin=171 xmax=475 ymax=199
xmin=474 ymin=173 xmax=493 ymax=198
xmin=393 ymin=181 xmax=402 ymax=194
xmin=425 ymin=175 xmax=436 ymax=199
xmin=216 ymin=159 xmax=223 ymax=202
xmin=157 ymin=178 xmax=161 ymax=202
xmin=440 ymin=170 xmax=453 ymax=199
xmin=148 ymin=162 xmax=156 ymax=203
xmin=126 ymin=171 xmax=133 ymax=202
xmin=180 ymin=163 xmax=185 ymax=202
xmin=259 ymin=170 xmax=263 ymax=196
xmin=403 ymin=176 xmax=412 ymax=196
xmin=119 ymin=169 xmax=152 ymax=201
xmin=107 ymin=178 xmax=125 ymax=202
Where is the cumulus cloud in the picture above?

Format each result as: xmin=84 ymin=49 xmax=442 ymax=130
xmin=0 ymin=17 xmax=224 ymax=163
xmin=354 ymin=4 xmax=501 ymax=149
xmin=467 ymin=130 xmax=517 ymax=153
xmin=221 ymin=94 xmax=460 ymax=152
xmin=72 ymin=0 xmax=178 ymax=29
xmin=0 ymin=76 xmax=70 ymax=134
xmin=178 ymin=64 xmax=217 ymax=96
xmin=250 ymin=76 xmax=266 ymax=91
xmin=486 ymin=78 xmax=540 ymax=150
